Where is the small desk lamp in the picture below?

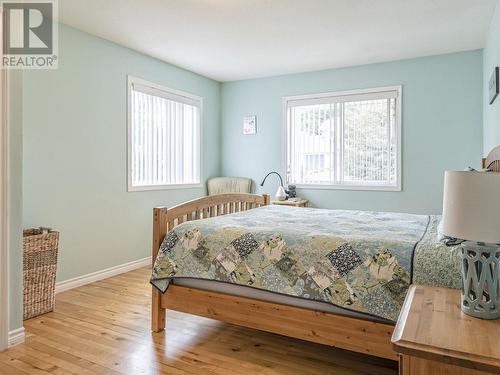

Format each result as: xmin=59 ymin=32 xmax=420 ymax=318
xmin=260 ymin=171 xmax=287 ymax=201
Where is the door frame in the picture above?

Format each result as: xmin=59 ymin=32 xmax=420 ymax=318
xmin=0 ymin=4 xmax=10 ymax=351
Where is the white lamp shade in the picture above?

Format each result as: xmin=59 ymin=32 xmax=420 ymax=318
xmin=442 ymin=171 xmax=500 ymax=244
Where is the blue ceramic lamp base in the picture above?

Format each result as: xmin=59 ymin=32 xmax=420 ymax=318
xmin=461 ymin=241 xmax=500 ymax=319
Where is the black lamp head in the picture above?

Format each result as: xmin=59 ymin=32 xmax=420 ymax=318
xmin=260 ymin=171 xmax=284 ymax=187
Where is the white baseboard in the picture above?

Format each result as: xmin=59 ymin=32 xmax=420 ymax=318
xmin=5 ymin=258 xmax=150 ymax=349
xmin=55 ymin=256 xmax=151 ymax=294
xmin=8 ymin=327 xmax=25 ymax=348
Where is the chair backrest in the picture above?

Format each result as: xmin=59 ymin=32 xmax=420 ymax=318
xmin=207 ymin=177 xmax=252 ymax=196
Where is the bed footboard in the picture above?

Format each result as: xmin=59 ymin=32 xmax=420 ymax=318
xmin=151 ymin=193 xmax=270 ymax=332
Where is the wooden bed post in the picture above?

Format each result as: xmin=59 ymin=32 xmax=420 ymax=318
xmin=263 ymin=194 xmax=270 ymax=206
xmin=152 ymin=193 xmax=271 ymax=333
xmin=152 ymin=207 xmax=168 ymax=332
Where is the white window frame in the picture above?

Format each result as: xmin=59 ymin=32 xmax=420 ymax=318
xmin=283 ymin=85 xmax=402 ymax=192
xmin=127 ymin=75 xmax=203 ymax=192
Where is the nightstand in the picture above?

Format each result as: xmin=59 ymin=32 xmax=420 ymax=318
xmin=271 ymin=199 xmax=309 ymax=207
xmin=392 ymin=285 xmax=500 ymax=375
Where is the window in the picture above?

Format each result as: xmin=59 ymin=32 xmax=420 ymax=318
xmin=284 ymin=86 xmax=401 ymax=191
xmin=127 ymin=76 xmax=202 ymax=191
xmin=305 ymin=154 xmax=325 ymax=172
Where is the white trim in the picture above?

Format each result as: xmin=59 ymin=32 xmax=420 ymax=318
xmin=128 ymin=76 xmax=203 ymax=104
xmin=128 ymin=182 xmax=203 ymax=192
xmin=0 ymin=10 xmax=9 ymax=350
xmin=132 ymin=83 xmax=200 ymax=107
xmin=55 ymin=256 xmax=152 ymax=294
xmin=294 ymin=183 xmax=402 ymax=192
xmin=126 ymin=75 xmax=204 ymax=192
xmin=282 ymin=85 xmax=402 ymax=192
xmin=395 ymin=85 xmax=402 ymax=192
xmin=285 ymin=89 xmax=399 ymax=107
xmin=8 ymin=327 xmax=25 ymax=348
xmin=283 ymin=85 xmax=401 ymax=104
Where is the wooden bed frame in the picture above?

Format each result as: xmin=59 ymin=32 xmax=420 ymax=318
xmin=151 ymin=146 xmax=500 ymax=363
xmin=151 ymin=193 xmax=397 ymax=360
xmin=483 ymin=145 xmax=500 ymax=171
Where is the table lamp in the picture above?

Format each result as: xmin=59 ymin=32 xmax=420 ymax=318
xmin=441 ymin=171 xmax=500 ymax=319
xmin=260 ymin=171 xmax=287 ymax=201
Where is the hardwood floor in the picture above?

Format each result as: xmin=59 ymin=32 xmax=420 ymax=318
xmin=0 ymin=267 xmax=398 ymax=374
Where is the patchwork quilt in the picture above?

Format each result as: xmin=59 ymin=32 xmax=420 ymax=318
xmin=151 ymin=205 xmax=461 ymax=322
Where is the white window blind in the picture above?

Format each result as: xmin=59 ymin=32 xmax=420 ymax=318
xmin=128 ymin=77 xmax=202 ymax=191
xmin=285 ymin=87 xmax=401 ymax=190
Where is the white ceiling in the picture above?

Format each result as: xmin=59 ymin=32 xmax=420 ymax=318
xmin=59 ymin=0 xmax=497 ymax=82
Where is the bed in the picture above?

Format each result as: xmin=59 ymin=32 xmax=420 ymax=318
xmin=150 ymin=147 xmax=500 ymax=362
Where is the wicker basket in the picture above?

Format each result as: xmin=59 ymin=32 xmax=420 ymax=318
xmin=23 ymin=228 xmax=59 ymax=320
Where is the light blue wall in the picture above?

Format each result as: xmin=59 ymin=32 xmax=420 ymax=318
xmin=22 ymin=24 xmax=221 ymax=283
xmin=484 ymin=0 xmax=500 ymax=154
xmin=221 ymin=51 xmax=483 ymax=214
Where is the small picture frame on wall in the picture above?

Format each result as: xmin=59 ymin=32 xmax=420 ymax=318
xmin=489 ymin=67 xmax=499 ymax=105
xmin=243 ymin=115 xmax=257 ymax=135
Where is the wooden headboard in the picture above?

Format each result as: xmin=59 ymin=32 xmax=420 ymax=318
xmin=482 ymin=146 xmax=500 ymax=172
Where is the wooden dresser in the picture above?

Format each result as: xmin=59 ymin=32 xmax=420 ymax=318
xmin=392 ymin=285 xmax=500 ymax=375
